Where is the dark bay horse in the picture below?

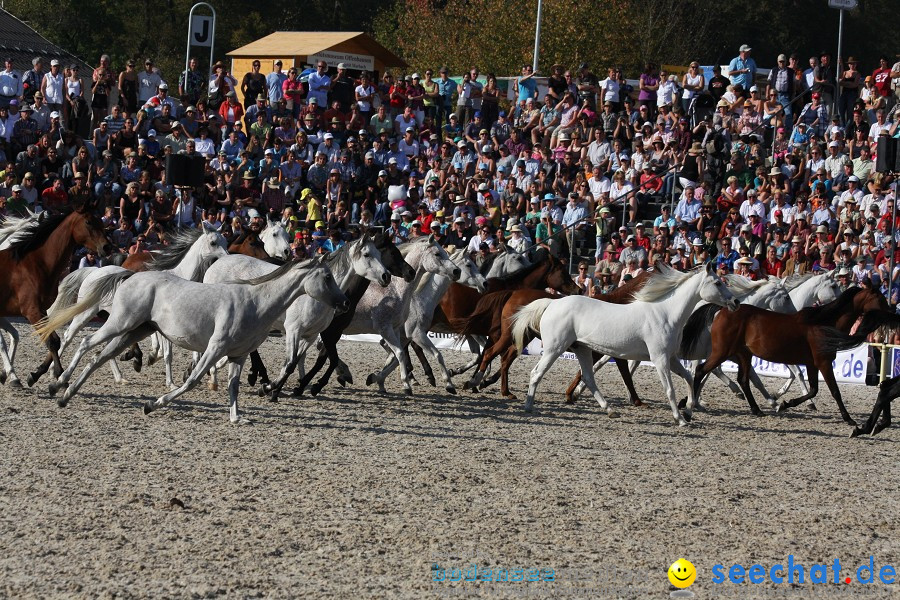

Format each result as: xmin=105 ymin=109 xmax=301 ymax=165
xmin=0 ymin=209 xmax=112 ymax=385
xmin=691 ymin=284 xmax=891 ymax=426
xmin=229 ymin=231 xmax=270 ymax=261
xmin=291 ymin=232 xmax=416 ymax=397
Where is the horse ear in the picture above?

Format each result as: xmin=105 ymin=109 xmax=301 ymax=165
xmin=706 ymin=261 xmax=714 ymax=275
xmin=428 ymin=233 xmax=435 ymax=244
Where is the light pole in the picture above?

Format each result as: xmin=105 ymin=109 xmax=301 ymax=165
xmin=532 ymin=0 xmax=543 ymax=73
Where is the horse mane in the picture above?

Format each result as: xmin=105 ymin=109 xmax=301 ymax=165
xmin=680 ymin=304 xmax=721 ymax=356
xmin=3 ymin=210 xmax=73 ymax=261
xmin=799 ymin=287 xmax=862 ymax=324
xmin=237 ymin=257 xmax=316 ymax=286
xmin=723 ymin=274 xmax=771 ymax=298
xmin=323 ymin=236 xmax=357 ymax=277
xmin=782 ymin=273 xmax=812 ymax=291
xmin=631 ymin=263 xmax=693 ymax=302
xmin=478 ymin=250 xmax=500 ymax=276
xmin=398 ymin=235 xmax=433 ymax=257
xmin=144 ymin=228 xmax=204 ymax=272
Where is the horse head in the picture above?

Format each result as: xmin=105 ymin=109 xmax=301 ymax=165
xmin=348 ymin=233 xmax=391 ymax=287
xmin=71 ymin=208 xmax=114 ymax=257
xmin=451 ymin=248 xmax=487 ymax=293
xmin=261 ymin=218 xmax=291 ymax=260
xmin=701 ymin=261 xmax=739 ymax=311
xmin=373 ymin=231 xmax=415 ymax=282
xmin=421 ymin=235 xmax=461 ymax=281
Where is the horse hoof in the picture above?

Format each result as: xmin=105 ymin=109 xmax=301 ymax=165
xmin=445 ymin=385 xmax=456 ymax=395
xmin=291 ymin=387 xmax=304 ymax=397
xmin=143 ymin=401 xmax=154 ymax=415
xmin=147 ymin=355 xmax=158 ymax=367
xmin=309 ymin=385 xmax=321 ymax=397
xmin=805 ymin=402 xmax=818 ymax=412
xmin=427 ymin=376 xmax=436 ymax=387
xmin=564 ymin=394 xmax=575 ymax=404
xmin=47 ymin=382 xmax=59 ymax=396
xmin=0 ymin=372 xmax=6 ymax=384
xmin=752 ymin=409 xmax=765 ymax=417
xmin=505 ymin=394 xmax=518 ymax=401
xmin=849 ymin=427 xmax=863 ymax=439
xmin=403 ymin=387 xmax=412 ymax=396
xmin=117 ymin=379 xmax=129 ymax=386
xmin=678 ymin=419 xmax=690 ymax=427
xmin=631 ymin=399 xmax=645 ymax=407
xmin=132 ymin=359 xmax=142 ymax=373
xmin=8 ymin=378 xmax=22 ymax=389
xmin=57 ymin=397 xmax=69 ymax=408
xmin=365 ymin=374 xmax=376 ymax=387
xmin=336 ymin=376 xmax=347 ymax=388
xmin=844 ymin=418 xmax=859 ymax=429
xmin=230 ymin=417 xmax=253 ymax=426
xmin=607 ymin=409 xmax=620 ymax=419
xmin=257 ymin=386 xmax=268 ymax=397
xmin=775 ymin=402 xmax=787 ymax=414
xmin=247 ymin=372 xmax=258 ymax=387
xmin=683 ymin=410 xmax=693 ymax=423
xmin=269 ymin=393 xmax=279 ymax=403
xmin=26 ymin=374 xmax=37 ymax=387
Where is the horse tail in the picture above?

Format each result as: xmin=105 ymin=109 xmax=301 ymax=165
xmin=511 ymin=298 xmax=553 ymax=353
xmin=449 ymin=290 xmax=514 ymax=337
xmin=35 ymin=271 xmax=135 ymax=342
xmin=47 ymin=268 xmax=95 ymax=317
xmin=680 ymin=304 xmax=721 ymax=356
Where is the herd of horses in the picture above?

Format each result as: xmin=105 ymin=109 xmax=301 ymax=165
xmin=1 ymin=207 xmax=899 ymax=437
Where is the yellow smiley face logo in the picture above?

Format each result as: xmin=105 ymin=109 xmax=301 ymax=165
xmin=668 ymin=558 xmax=697 ymax=588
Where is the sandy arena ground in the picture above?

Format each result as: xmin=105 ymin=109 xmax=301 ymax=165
xmin=0 ymin=320 xmax=899 ymax=599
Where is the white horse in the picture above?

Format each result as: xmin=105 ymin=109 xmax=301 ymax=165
xmin=0 ymin=318 xmax=19 ymax=386
xmin=370 ymin=247 xmax=487 ymax=394
xmin=347 ymin=236 xmax=461 ymax=395
xmin=261 ymin=217 xmax=292 ymax=260
xmin=203 ymin=232 xmax=391 ymax=396
xmin=483 ymin=248 xmax=531 ymax=279
xmin=511 ymin=263 xmax=739 ymax=425
xmin=45 ymin=229 xmax=228 ymax=387
xmin=568 ymin=274 xmax=797 ymax=408
xmin=42 ymin=257 xmax=349 ymax=422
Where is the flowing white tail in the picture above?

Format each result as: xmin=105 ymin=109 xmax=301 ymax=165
xmin=46 ymin=268 xmax=95 ymax=317
xmin=511 ymin=298 xmax=553 ymax=353
xmin=36 ymin=271 xmax=134 ymax=341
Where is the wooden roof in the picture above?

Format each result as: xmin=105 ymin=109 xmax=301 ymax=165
xmin=227 ymin=31 xmax=407 ymax=67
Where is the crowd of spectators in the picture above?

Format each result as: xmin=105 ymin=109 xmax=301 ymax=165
xmin=0 ymin=47 xmax=898 ymax=298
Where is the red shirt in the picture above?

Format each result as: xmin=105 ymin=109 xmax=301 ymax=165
xmin=872 ymin=68 xmax=892 ymax=97
xmin=41 ymin=187 xmax=68 ymax=210
xmin=763 ymin=258 xmax=782 ymax=276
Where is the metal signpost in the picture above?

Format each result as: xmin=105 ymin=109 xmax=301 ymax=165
xmin=532 ymin=0 xmax=543 ymax=73
xmin=185 ymin=2 xmax=216 ymax=80
xmin=828 ymin=0 xmax=857 ymax=119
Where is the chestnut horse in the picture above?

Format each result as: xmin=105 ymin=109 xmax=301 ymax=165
xmin=0 ymin=208 xmax=112 ymax=385
xmin=453 ymin=271 xmax=652 ymax=401
xmin=690 ymin=284 xmax=890 ymax=426
xmin=228 ymin=232 xmax=270 ymax=261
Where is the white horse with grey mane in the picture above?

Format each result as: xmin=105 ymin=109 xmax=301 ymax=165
xmin=41 ymin=257 xmax=349 ymax=422
xmin=369 ymin=247 xmax=486 ymax=394
xmin=512 ymin=263 xmax=739 ymax=424
xmin=203 ymin=232 xmax=391 ymax=395
xmin=260 ymin=217 xmax=292 ymax=260
xmin=345 ymin=236 xmax=462 ymax=395
xmin=44 ymin=229 xmax=229 ymax=387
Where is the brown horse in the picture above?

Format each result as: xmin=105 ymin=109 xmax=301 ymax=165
xmin=0 ymin=208 xmax=113 ymax=385
xmin=121 ymin=251 xmax=154 ymax=270
xmin=691 ymin=284 xmax=891 ymax=426
xmin=453 ymin=271 xmax=653 ymax=401
xmin=228 ymin=231 xmax=270 ymax=260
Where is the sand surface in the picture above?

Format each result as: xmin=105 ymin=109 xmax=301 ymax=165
xmin=0 ymin=321 xmax=898 ymax=599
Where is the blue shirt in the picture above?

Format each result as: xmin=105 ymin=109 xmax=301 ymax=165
xmin=674 ymin=197 xmax=701 ymax=224
xmin=437 ymin=78 xmax=455 ymax=106
xmin=518 ymin=77 xmax=537 ymax=102
xmin=727 ymin=56 xmax=757 ymax=90
xmin=562 ymin=202 xmax=587 ymax=228
xmin=716 ymin=249 xmax=739 ymax=273
xmin=266 ymin=71 xmax=287 ymax=102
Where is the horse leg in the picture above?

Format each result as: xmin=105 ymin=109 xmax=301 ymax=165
xmin=145 ymin=342 xmax=227 ymax=416
xmin=262 ymin=329 xmax=302 ymax=400
xmin=734 ymin=355 xmax=764 ymax=416
xmin=851 ymin=376 xmax=900 ymax=438
xmin=789 ymin=365 xmax=815 ymax=410
xmin=146 ymin=332 xmax=161 ymax=366
xmin=0 ymin=333 xmax=14 ymax=387
xmin=295 ymin=349 xmax=328 ymax=397
xmin=568 ymin=354 xmax=612 ymax=403
xmin=162 ymin=337 xmax=176 ymax=390
xmin=184 ymin=351 xmax=199 ymax=383
xmin=745 ymin=366 xmax=776 ymax=410
xmin=408 ymin=341 xmax=434 ymax=387
xmin=523 ymin=347 xmax=562 ymax=413
xmin=564 ymin=371 xmax=583 ymax=404
xmin=650 ymin=351 xmax=688 ymax=426
xmin=412 ymin=333 xmax=456 ymax=395
xmin=466 ymin=336 xmax=503 ymax=392
xmin=670 ymin=357 xmax=700 ymax=419
xmin=56 ymin=326 xmax=152 ymax=406
xmin=615 ymin=357 xmax=644 ymax=407
xmin=367 ymin=327 xmax=410 ymax=395
xmin=498 ymin=344 xmax=520 ymax=400
xmin=818 ymin=364 xmax=857 ymax=427
xmin=776 ymin=366 xmax=820 ymax=415
xmin=310 ymin=335 xmax=344 ymax=397
xmin=246 ymin=351 xmax=268 ymax=387
xmin=448 ymin=336 xmax=483 ymax=376
xmin=27 ymin=329 xmax=62 ymax=386
xmin=129 ymin=343 xmax=143 ymax=373
xmin=109 ymin=358 xmax=127 ymax=385
xmin=0 ymin=323 xmax=21 ymax=387
xmin=226 ymin=358 xmax=249 ymax=424
xmin=573 ymin=346 xmax=618 ymax=418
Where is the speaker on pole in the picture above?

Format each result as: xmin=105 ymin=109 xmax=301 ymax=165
xmin=875 ymin=136 xmax=900 ymax=174
xmin=165 ymin=154 xmax=206 ymax=187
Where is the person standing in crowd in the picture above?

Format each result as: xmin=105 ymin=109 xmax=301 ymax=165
xmin=729 ymin=44 xmax=757 ymax=92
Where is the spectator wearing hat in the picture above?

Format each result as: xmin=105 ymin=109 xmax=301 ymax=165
xmin=784 ymin=236 xmax=809 ymax=275
xmin=12 ymin=106 xmax=39 ymax=153
xmin=734 ymin=255 xmax=758 ymax=280
xmin=728 ymin=45 xmax=757 ymax=91
xmin=797 ymin=91 xmax=828 ymax=138
xmin=218 ymin=91 xmax=244 ymax=136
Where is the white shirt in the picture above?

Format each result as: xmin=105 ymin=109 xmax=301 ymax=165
xmin=601 ymin=78 xmax=620 ymax=103
xmin=355 ymin=84 xmax=375 ymax=112
xmin=739 ymin=199 xmax=766 ymax=221
xmin=307 ymin=72 xmax=331 ymax=106
xmin=589 ymin=176 xmax=611 ymax=201
xmin=43 ymin=72 xmax=65 ymax=104
xmin=586 ymin=140 xmax=611 ymax=168
xmin=0 ymin=69 xmax=21 ymax=97
xmin=138 ymin=70 xmax=163 ymax=102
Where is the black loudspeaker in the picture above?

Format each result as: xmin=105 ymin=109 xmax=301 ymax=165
xmin=875 ymin=136 xmax=900 ymax=174
xmin=165 ymin=154 xmax=206 ymax=187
